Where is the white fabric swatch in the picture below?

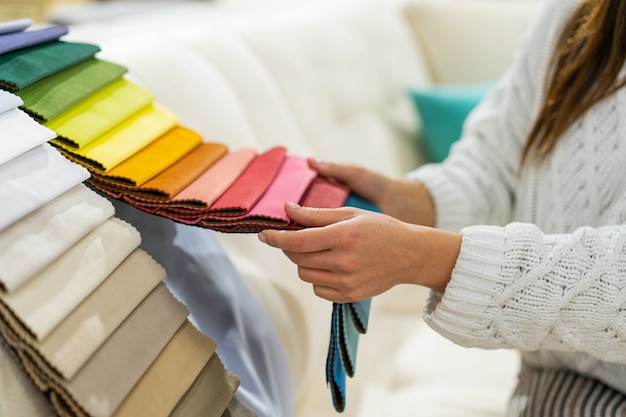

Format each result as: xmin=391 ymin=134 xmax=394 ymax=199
xmin=0 ymin=108 xmax=57 ymax=166
xmin=0 ymin=184 xmax=114 ymax=293
xmin=0 ymin=217 xmax=141 ymax=341
xmin=0 ymin=144 xmax=90 ymax=232
xmin=0 ymin=90 xmax=23 ymax=115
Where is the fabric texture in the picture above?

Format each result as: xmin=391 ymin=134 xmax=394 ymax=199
xmin=407 ymin=0 xmax=626 ymax=395
xmin=0 ymin=18 xmax=32 ymax=36
xmin=170 ymin=354 xmax=241 ymax=417
xmin=0 ymin=108 xmax=57 ymax=166
xmin=326 ymin=194 xmax=378 ymax=412
xmin=93 ymin=125 xmax=202 ymax=187
xmin=210 ymin=146 xmax=286 ymax=215
xmin=109 ymin=198 xmax=296 ymax=417
xmin=0 ymin=40 xmax=100 ymax=91
xmin=159 ymin=146 xmax=253 ymax=211
xmin=0 ymin=184 xmax=114 ymax=293
xmin=0 ymin=341 xmax=56 ymax=417
xmin=0 ymin=144 xmax=90 ymax=232
xmin=0 ymin=89 xmax=23 ymax=114
xmin=0 ymin=217 xmax=140 ymax=341
xmin=508 ymin=366 xmax=626 ymax=417
xmin=45 ymin=77 xmax=154 ymax=149
xmin=106 ymin=142 xmax=230 ymax=200
xmin=0 ymin=25 xmax=69 ymax=55
xmin=17 ymin=57 xmax=127 ymax=122
xmin=113 ymin=321 xmax=218 ymax=417
xmin=54 ymin=104 xmax=178 ymax=172
xmin=38 ymin=248 xmax=165 ymax=380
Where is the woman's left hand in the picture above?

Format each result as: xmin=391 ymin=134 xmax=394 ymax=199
xmin=258 ymin=202 xmax=461 ymax=303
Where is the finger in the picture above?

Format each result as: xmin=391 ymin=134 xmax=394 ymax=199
xmin=307 ymin=158 xmax=367 ymax=185
xmin=259 ymin=226 xmax=335 ymax=253
xmin=312 ymin=284 xmax=344 ymax=303
xmin=283 ymin=201 xmax=357 ymax=228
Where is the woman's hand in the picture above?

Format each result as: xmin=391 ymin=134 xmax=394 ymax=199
xmin=258 ymin=202 xmax=461 ymax=303
xmin=308 ymin=158 xmax=437 ymax=227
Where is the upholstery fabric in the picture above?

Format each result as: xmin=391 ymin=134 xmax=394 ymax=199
xmin=0 ymin=108 xmax=57 ymax=166
xmin=0 ymin=184 xmax=114 ymax=293
xmin=0 ymin=144 xmax=90 ymax=232
xmin=0 ymin=25 xmax=69 ymax=55
xmin=0 ymin=40 xmax=100 ymax=91
xmin=17 ymin=58 xmax=127 ymax=122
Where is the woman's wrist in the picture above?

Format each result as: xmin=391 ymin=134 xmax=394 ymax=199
xmin=381 ymin=179 xmax=436 ymax=227
xmin=405 ymin=225 xmax=462 ymax=293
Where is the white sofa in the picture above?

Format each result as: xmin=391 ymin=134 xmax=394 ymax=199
xmin=53 ymin=0 xmax=545 ymax=416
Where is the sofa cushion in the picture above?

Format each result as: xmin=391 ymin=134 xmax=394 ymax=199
xmin=403 ymin=0 xmax=545 ymax=84
xmin=408 ymin=82 xmax=493 ymax=162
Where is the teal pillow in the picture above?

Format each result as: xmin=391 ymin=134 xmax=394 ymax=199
xmin=408 ymin=83 xmax=493 ymax=163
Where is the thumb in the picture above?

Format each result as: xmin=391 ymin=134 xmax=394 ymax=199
xmin=284 ymin=201 xmax=356 ymax=228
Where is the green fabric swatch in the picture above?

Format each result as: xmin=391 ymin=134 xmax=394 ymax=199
xmin=0 ymin=41 xmax=100 ymax=92
xmin=17 ymin=58 xmax=127 ymax=122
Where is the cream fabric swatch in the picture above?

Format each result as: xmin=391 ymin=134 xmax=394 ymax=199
xmin=0 ymin=108 xmax=57 ymax=166
xmin=0 ymin=89 xmax=23 ymax=114
xmin=0 ymin=217 xmax=141 ymax=341
xmin=39 ymin=249 xmax=166 ymax=379
xmin=171 ymin=354 xmax=241 ymax=417
xmin=0 ymin=144 xmax=90 ymax=232
xmin=0 ymin=184 xmax=114 ymax=293
xmin=114 ymin=321 xmax=217 ymax=417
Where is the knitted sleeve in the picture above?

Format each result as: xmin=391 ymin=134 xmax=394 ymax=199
xmin=406 ymin=0 xmax=576 ymax=232
xmin=424 ymin=222 xmax=626 ymax=364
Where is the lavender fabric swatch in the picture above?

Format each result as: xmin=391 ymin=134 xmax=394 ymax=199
xmin=0 ymin=18 xmax=32 ymax=36
xmin=0 ymin=26 xmax=69 ymax=56
xmin=0 ymin=144 xmax=90 ymax=232
xmin=0 ymin=90 xmax=23 ymax=114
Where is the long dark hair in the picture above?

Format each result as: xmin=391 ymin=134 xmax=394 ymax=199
xmin=522 ymin=0 xmax=626 ymax=164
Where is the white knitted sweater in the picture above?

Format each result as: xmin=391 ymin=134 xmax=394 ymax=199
xmin=408 ymin=0 xmax=626 ymax=393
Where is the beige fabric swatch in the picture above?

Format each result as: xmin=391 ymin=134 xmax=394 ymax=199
xmin=171 ymin=354 xmax=241 ymax=417
xmin=0 ymin=184 xmax=114 ymax=293
xmin=0 ymin=217 xmax=141 ymax=341
xmin=113 ymin=321 xmax=217 ymax=417
xmin=68 ymin=283 xmax=189 ymax=417
xmin=8 ymin=283 xmax=189 ymax=417
xmin=39 ymin=248 xmax=166 ymax=379
xmin=220 ymin=396 xmax=258 ymax=417
xmin=0 ymin=342 xmax=56 ymax=417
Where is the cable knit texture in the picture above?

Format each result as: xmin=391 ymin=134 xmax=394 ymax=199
xmin=408 ymin=0 xmax=626 ymax=393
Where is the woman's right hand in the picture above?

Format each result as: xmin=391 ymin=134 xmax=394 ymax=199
xmin=307 ymin=158 xmax=437 ymax=227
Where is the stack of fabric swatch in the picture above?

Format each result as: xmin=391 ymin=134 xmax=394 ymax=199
xmin=0 ymin=17 xmax=373 ymax=413
xmin=0 ymin=18 xmax=243 ymax=417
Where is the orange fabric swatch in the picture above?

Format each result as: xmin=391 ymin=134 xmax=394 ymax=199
xmin=93 ymin=126 xmax=202 ymax=188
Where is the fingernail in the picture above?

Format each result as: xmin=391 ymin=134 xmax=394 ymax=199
xmin=285 ymin=201 xmax=301 ymax=210
xmin=308 ymin=157 xmax=327 ymax=168
xmin=257 ymin=232 xmax=267 ymax=243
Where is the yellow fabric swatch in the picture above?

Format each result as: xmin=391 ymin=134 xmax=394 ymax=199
xmin=93 ymin=125 xmax=202 ymax=187
xmin=46 ymin=78 xmax=154 ymax=149
xmin=54 ymin=104 xmax=178 ymax=172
